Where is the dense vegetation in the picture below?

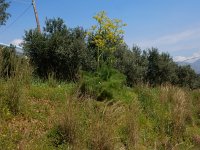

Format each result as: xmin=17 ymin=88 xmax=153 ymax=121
xmin=1 ymin=11 xmax=200 ymax=149
xmin=23 ymin=16 xmax=200 ymax=89
xmin=0 ymin=0 xmax=10 ymax=26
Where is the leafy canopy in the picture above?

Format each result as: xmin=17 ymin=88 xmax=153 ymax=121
xmin=23 ymin=18 xmax=89 ymax=81
xmin=88 ymin=11 xmax=126 ymax=52
xmin=88 ymin=11 xmax=127 ymax=69
xmin=0 ymin=0 xmax=10 ymax=26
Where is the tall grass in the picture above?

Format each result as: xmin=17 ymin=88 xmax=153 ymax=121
xmin=0 ymin=47 xmax=32 ymax=116
xmin=86 ymin=101 xmax=119 ymax=150
xmin=1 ymin=47 xmax=200 ymax=149
xmin=44 ymin=85 xmax=200 ymax=149
xmin=48 ymin=96 xmax=84 ymax=149
xmin=123 ymin=101 xmax=140 ymax=149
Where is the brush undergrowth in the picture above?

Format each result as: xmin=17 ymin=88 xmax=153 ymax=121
xmin=1 ymin=80 xmax=200 ymax=149
xmin=0 ymin=47 xmax=32 ymax=118
xmin=1 ymin=48 xmax=200 ymax=149
xmin=78 ymin=67 xmax=126 ymax=101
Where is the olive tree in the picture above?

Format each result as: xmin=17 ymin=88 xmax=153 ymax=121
xmin=0 ymin=0 xmax=10 ymax=26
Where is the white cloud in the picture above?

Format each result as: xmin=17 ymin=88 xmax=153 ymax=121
xmin=136 ymin=27 xmax=200 ymax=53
xmin=174 ymin=56 xmax=187 ymax=62
xmin=10 ymin=39 xmax=23 ymax=47
xmin=174 ymin=51 xmax=200 ymax=63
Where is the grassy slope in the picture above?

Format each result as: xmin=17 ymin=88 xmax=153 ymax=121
xmin=1 ymin=81 xmax=200 ymax=149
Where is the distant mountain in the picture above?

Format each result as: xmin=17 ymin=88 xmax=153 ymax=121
xmin=0 ymin=42 xmax=23 ymax=55
xmin=190 ymin=59 xmax=200 ymax=74
xmin=177 ymin=59 xmax=200 ymax=74
xmin=177 ymin=61 xmax=189 ymax=66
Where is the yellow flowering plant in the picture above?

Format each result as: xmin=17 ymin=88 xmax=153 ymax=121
xmin=88 ymin=11 xmax=127 ymax=70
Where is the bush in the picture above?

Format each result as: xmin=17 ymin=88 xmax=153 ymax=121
xmin=119 ymin=101 xmax=140 ymax=149
xmin=114 ymin=45 xmax=148 ymax=87
xmin=4 ymin=78 xmax=22 ymax=115
xmin=79 ymin=67 xmax=126 ymax=101
xmin=23 ymin=18 xmax=95 ymax=81
xmin=0 ymin=46 xmax=16 ymax=78
xmin=133 ymin=85 xmax=192 ymax=148
xmin=0 ymin=46 xmax=32 ymax=116
xmin=48 ymin=98 xmax=84 ymax=149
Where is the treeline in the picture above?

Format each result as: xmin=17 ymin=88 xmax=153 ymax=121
xmin=21 ymin=16 xmax=200 ymax=89
xmin=114 ymin=45 xmax=200 ymax=88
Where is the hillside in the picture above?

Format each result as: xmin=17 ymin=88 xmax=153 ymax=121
xmin=1 ymin=12 xmax=200 ymax=150
xmin=1 ymin=80 xmax=200 ymax=149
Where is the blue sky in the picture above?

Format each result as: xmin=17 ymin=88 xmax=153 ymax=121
xmin=1 ymin=0 xmax=200 ymax=61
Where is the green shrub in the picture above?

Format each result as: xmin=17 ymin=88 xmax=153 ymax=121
xmin=5 ymin=78 xmax=21 ymax=115
xmin=23 ymin=18 xmax=95 ymax=81
xmin=79 ymin=67 xmax=126 ymax=101
xmin=0 ymin=81 xmax=11 ymax=119
xmin=0 ymin=46 xmax=33 ymax=117
xmin=48 ymin=98 xmax=83 ymax=149
xmin=119 ymin=101 xmax=141 ymax=149
xmin=0 ymin=46 xmax=17 ymax=78
xmin=85 ymin=100 xmax=121 ymax=150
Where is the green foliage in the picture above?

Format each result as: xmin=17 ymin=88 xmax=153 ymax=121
xmin=0 ymin=46 xmax=32 ymax=81
xmin=189 ymin=90 xmax=200 ymax=126
xmin=114 ymin=45 xmax=200 ymax=89
xmin=0 ymin=46 xmax=16 ymax=78
xmin=0 ymin=82 xmax=20 ymax=117
xmin=3 ymin=13 xmax=200 ymax=150
xmin=0 ymin=46 xmax=32 ymax=116
xmin=1 ymin=79 xmax=200 ymax=149
xmin=48 ymin=119 xmax=78 ymax=148
xmin=5 ymin=78 xmax=22 ymax=115
xmin=146 ymin=48 xmax=178 ymax=86
xmin=176 ymin=65 xmax=198 ymax=89
xmin=79 ymin=67 xmax=126 ymax=101
xmin=119 ymin=101 xmax=140 ymax=149
xmin=47 ymin=98 xmax=85 ymax=149
xmin=88 ymin=11 xmax=126 ymax=70
xmin=114 ymin=45 xmax=148 ymax=86
xmin=0 ymin=124 xmax=22 ymax=150
xmin=0 ymin=0 xmax=10 ymax=26
xmin=134 ymin=86 xmax=193 ymax=148
xmin=0 ymin=81 xmax=10 ymax=119
xmin=23 ymin=18 xmax=93 ymax=81
xmin=22 ymin=15 xmax=200 ymax=89
xmin=28 ymin=83 xmax=74 ymax=101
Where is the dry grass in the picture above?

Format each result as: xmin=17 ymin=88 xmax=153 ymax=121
xmin=157 ymin=86 xmax=193 ymax=149
xmin=1 ymin=70 xmax=200 ymax=150
xmin=86 ymin=101 xmax=120 ymax=150
xmin=0 ymin=96 xmax=58 ymax=150
xmin=53 ymin=98 xmax=81 ymax=148
xmin=124 ymin=101 xmax=140 ymax=149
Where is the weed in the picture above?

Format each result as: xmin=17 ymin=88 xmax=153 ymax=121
xmin=79 ymin=68 xmax=126 ymax=101
xmin=86 ymin=104 xmax=116 ymax=150
xmin=48 ymin=97 xmax=83 ymax=149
